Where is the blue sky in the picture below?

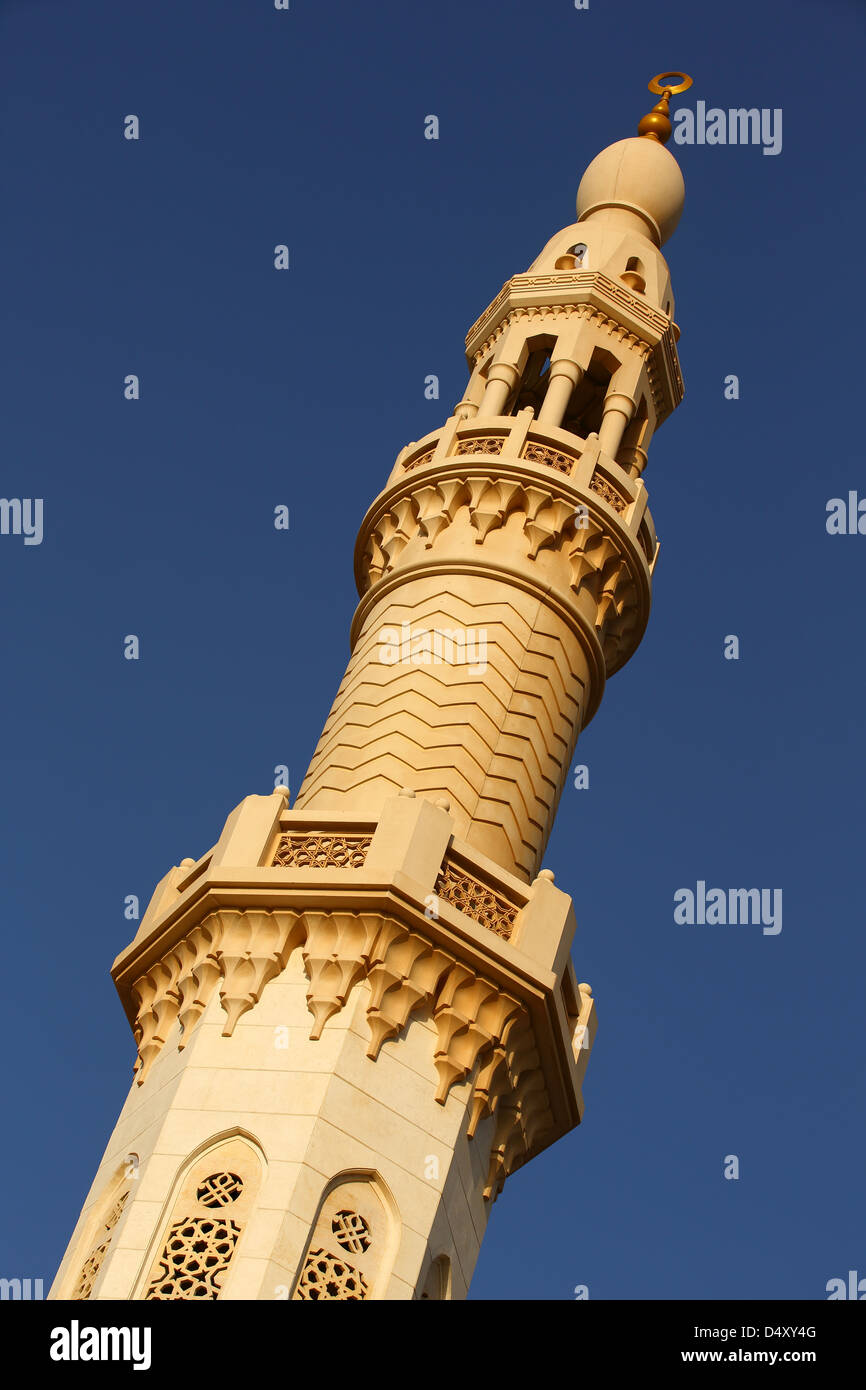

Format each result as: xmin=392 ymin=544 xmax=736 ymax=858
xmin=1 ymin=0 xmax=864 ymax=1300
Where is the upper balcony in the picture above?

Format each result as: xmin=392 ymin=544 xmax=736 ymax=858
xmin=386 ymin=410 xmax=658 ymax=572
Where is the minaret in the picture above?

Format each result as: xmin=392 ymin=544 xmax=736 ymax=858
xmin=51 ymin=77 xmax=690 ymax=1302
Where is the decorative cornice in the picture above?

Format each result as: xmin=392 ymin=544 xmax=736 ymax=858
xmin=390 ymin=419 xmax=654 ymax=546
xmin=465 ymin=271 xmax=673 ymax=350
xmin=353 ymin=456 xmax=651 ymax=678
xmin=127 ymin=905 xmax=562 ymax=1200
xmin=463 ymin=271 xmax=684 ymax=424
xmin=110 ymin=791 xmax=595 ymax=1204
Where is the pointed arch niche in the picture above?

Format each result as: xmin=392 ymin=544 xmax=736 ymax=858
xmin=61 ymin=1153 xmax=138 ymax=1301
xmin=292 ymin=1170 xmax=401 ymax=1301
xmin=419 ymin=1253 xmax=452 ymax=1300
xmin=134 ymin=1130 xmax=265 ymax=1301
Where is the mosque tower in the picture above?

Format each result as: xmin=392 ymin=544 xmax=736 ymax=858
xmin=51 ymin=76 xmax=690 ymax=1301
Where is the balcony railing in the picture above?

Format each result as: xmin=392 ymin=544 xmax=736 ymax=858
xmin=396 ymin=414 xmax=656 ymax=566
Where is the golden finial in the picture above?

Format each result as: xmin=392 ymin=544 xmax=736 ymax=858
xmin=638 ymin=72 xmax=693 ymax=145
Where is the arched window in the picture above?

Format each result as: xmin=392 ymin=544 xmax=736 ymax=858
xmin=293 ymin=1172 xmax=399 ymax=1300
xmin=69 ymin=1158 xmax=137 ymax=1300
xmin=138 ymin=1134 xmax=264 ymax=1300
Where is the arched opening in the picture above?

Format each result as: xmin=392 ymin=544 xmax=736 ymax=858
xmin=419 ymin=1254 xmax=452 ymax=1300
xmin=554 ymin=242 xmax=588 ymax=271
xmin=136 ymin=1132 xmax=265 ymax=1301
xmin=499 ymin=335 xmax=555 ymax=419
xmin=621 ymin=256 xmax=646 ymax=294
xmin=292 ymin=1170 xmax=400 ymax=1301
xmin=562 ymin=347 xmax=620 ymax=438
xmin=65 ymin=1155 xmax=138 ymax=1301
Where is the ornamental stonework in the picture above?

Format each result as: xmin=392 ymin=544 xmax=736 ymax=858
xmin=127 ymin=905 xmax=554 ymax=1197
xmin=454 ymin=434 xmax=505 ymax=456
xmin=196 ymin=1172 xmax=244 ymax=1208
xmin=358 ymin=471 xmax=646 ymax=674
xmin=434 ymin=858 xmax=518 ymax=940
xmin=294 ymin=1248 xmax=369 ymax=1301
xmin=589 ymin=472 xmax=628 ymax=514
xmin=402 ymin=445 xmax=436 ymax=472
xmin=272 ymin=832 xmax=372 ymax=869
xmin=331 ymin=1210 xmax=371 ymax=1254
xmin=146 ymin=1215 xmax=241 ymax=1300
xmin=146 ymin=1166 xmax=246 ymax=1300
xmin=520 ymin=440 xmax=575 ymax=473
xmin=71 ymin=1192 xmax=129 ymax=1301
xmin=462 ymin=273 xmax=683 ymax=425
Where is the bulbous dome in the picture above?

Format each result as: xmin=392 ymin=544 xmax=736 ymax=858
xmin=576 ymin=136 xmax=685 ymax=246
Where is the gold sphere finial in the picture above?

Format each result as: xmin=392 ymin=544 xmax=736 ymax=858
xmin=638 ymin=71 xmax=693 ymax=145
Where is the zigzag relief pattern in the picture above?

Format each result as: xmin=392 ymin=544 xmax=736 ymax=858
xmin=317 ymin=596 xmax=539 ymax=733
xmin=471 ymin=670 xmax=581 ymax=841
xmin=305 ymin=588 xmax=568 ymax=710
xmin=295 ymin=587 xmax=585 ymax=877
xmin=298 ymin=590 xmax=555 ymax=781
xmin=301 ymin=629 xmax=519 ymax=738
xmin=305 ymin=675 xmax=526 ymax=772
xmin=358 ymin=475 xmax=641 ymax=672
xmin=128 ymin=910 xmax=553 ymax=1197
xmin=309 ymin=689 xmax=505 ymax=764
